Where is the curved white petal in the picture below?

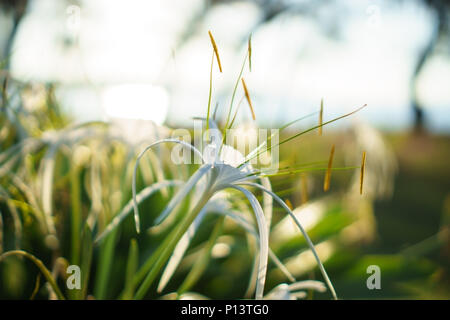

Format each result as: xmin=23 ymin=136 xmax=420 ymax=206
xmin=227 ymin=184 xmax=268 ymax=300
xmin=260 ymin=177 xmax=273 ymax=233
xmin=95 ymin=180 xmax=183 ymax=244
xmin=288 ymin=280 xmax=326 ymax=292
xmin=237 ymin=182 xmax=338 ymax=300
xmin=154 ymin=164 xmax=212 ymax=225
xmin=132 ymin=139 xmax=205 ymax=232
xmin=217 ymin=210 xmax=295 ymax=283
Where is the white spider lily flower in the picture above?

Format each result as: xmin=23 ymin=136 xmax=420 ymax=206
xmin=128 ymin=135 xmax=272 ymax=299
xmin=109 ymin=106 xmax=351 ymax=300
xmin=124 ymin=71 xmax=367 ymax=300
xmin=96 ymin=118 xmax=337 ymax=300
xmin=129 ymin=135 xmax=336 ymax=300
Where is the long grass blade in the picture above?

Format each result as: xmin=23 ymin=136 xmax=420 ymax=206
xmin=93 ymin=228 xmax=117 ymax=299
xmin=157 ymin=207 xmax=207 ymax=293
xmin=95 ymin=180 xmax=183 ymax=244
xmin=122 ymin=239 xmax=139 ymax=299
xmin=79 ymin=225 xmax=93 ymax=300
xmin=241 ymin=104 xmax=367 ymax=166
xmin=177 ymin=216 xmax=224 ymax=294
xmin=0 ymin=210 xmax=2 ymax=253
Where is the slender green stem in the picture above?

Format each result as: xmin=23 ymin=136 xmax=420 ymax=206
xmin=223 ymin=52 xmax=248 ymax=133
xmin=228 ymin=96 xmax=245 ymax=129
xmin=240 ymin=105 xmax=366 ymax=166
xmin=206 ymin=51 xmax=215 ymax=140
xmin=261 ymin=166 xmax=360 ymax=177
xmin=0 ymin=250 xmax=65 ymax=300
xmin=220 ymin=52 xmax=249 ymax=152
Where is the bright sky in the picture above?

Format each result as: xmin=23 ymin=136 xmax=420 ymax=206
xmin=9 ymin=0 xmax=450 ymax=132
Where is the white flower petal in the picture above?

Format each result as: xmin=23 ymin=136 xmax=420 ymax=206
xmin=227 ymin=184 xmax=268 ymax=300
xmin=132 ymin=138 xmax=205 ymax=233
xmin=154 ymin=164 xmax=212 ymax=225
xmin=237 ymin=182 xmax=338 ymax=300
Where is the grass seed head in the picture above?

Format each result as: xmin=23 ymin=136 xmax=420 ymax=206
xmin=285 ymin=198 xmax=293 ymax=210
xmin=323 ymin=144 xmax=335 ymax=192
xmin=208 ymin=30 xmax=222 ymax=72
xmin=360 ymin=151 xmax=366 ymax=195
xmin=241 ymin=78 xmax=256 ymax=120
xmin=300 ymin=173 xmax=308 ymax=204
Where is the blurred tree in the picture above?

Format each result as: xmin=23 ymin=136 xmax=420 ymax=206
xmin=186 ymin=0 xmax=450 ymax=132
xmin=1 ymin=0 xmax=448 ymax=131
xmin=410 ymin=0 xmax=449 ymax=132
xmin=0 ymin=0 xmax=28 ymax=69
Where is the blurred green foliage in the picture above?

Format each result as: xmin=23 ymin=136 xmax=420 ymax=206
xmin=0 ymin=77 xmax=449 ymax=300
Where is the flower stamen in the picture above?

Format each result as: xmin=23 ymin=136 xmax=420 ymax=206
xmin=241 ymin=78 xmax=256 ymax=120
xmin=323 ymin=144 xmax=335 ymax=192
xmin=208 ymin=30 xmax=222 ymax=73
xmin=360 ymin=151 xmax=366 ymax=195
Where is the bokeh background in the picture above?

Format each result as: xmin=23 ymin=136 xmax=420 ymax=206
xmin=0 ymin=0 xmax=449 ymax=299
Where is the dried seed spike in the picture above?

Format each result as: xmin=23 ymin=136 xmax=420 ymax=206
xmin=285 ymin=198 xmax=293 ymax=210
xmin=323 ymin=144 xmax=335 ymax=192
xmin=360 ymin=151 xmax=366 ymax=195
xmin=248 ymin=34 xmax=252 ymax=72
xmin=208 ymin=30 xmax=222 ymax=73
xmin=318 ymin=98 xmax=324 ymax=136
xmin=300 ymin=173 xmax=308 ymax=204
xmin=241 ymin=78 xmax=256 ymax=120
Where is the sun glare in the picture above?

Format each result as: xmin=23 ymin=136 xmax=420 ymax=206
xmin=101 ymin=84 xmax=169 ymax=124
